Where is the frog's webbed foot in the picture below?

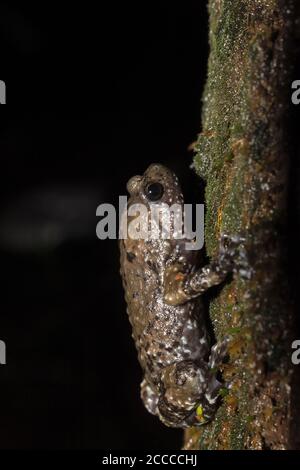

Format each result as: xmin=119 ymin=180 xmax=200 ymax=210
xmin=140 ymin=379 xmax=159 ymax=416
xmin=164 ymin=234 xmax=251 ymax=306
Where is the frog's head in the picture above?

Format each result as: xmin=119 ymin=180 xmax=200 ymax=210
xmin=126 ymin=164 xmax=184 ymax=207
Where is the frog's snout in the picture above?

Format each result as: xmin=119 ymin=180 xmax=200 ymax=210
xmin=127 ymin=175 xmax=143 ymax=195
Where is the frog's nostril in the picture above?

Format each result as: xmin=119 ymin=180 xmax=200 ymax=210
xmin=127 ymin=175 xmax=142 ymax=195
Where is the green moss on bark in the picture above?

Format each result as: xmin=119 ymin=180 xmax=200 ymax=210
xmin=184 ymin=0 xmax=297 ymax=450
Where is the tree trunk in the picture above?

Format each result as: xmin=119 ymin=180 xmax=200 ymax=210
xmin=184 ymin=0 xmax=299 ymax=450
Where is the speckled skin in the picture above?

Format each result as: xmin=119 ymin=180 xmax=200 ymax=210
xmin=120 ymin=164 xmax=241 ymax=428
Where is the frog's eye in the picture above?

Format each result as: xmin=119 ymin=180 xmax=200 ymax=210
xmin=145 ymin=182 xmax=164 ymax=201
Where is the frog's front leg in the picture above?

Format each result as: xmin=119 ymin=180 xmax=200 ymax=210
xmin=156 ymin=360 xmax=217 ymax=428
xmin=164 ymin=234 xmax=248 ymax=306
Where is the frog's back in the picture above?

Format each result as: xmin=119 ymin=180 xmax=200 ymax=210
xmin=120 ymin=237 xmax=208 ymax=386
xmin=120 ymin=237 xmax=166 ymax=341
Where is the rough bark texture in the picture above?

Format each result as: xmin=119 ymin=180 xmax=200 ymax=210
xmin=184 ymin=0 xmax=298 ymax=450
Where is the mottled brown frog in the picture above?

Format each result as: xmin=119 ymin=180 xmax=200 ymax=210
xmin=120 ymin=163 xmax=245 ymax=428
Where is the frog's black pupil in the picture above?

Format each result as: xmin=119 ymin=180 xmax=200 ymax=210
xmin=146 ymin=182 xmax=164 ymax=201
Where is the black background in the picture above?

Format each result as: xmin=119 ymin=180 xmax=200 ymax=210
xmin=0 ymin=2 xmax=209 ymax=449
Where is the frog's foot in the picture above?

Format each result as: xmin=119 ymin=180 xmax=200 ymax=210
xmin=184 ymin=400 xmax=218 ymax=427
xmin=183 ymin=377 xmax=222 ymax=427
xmin=140 ymin=379 xmax=159 ymax=416
xmin=220 ymin=233 xmax=252 ymax=280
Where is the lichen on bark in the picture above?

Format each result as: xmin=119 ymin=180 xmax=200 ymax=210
xmin=184 ymin=0 xmax=298 ymax=450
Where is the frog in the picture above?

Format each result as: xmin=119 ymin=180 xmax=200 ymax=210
xmin=119 ymin=163 xmax=246 ymax=428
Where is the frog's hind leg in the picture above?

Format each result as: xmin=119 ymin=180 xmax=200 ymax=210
xmin=140 ymin=379 xmax=159 ymax=416
xmin=157 ymin=360 xmax=208 ymax=428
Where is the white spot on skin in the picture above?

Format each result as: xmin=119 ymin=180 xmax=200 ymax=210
xmin=205 ymin=393 xmax=217 ymax=405
xmin=186 ymin=404 xmax=194 ymax=411
xmin=198 ymin=371 xmax=205 ymax=383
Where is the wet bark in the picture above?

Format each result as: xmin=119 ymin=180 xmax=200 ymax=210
xmin=184 ymin=0 xmax=299 ymax=450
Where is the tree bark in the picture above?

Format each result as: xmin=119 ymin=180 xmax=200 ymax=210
xmin=184 ymin=0 xmax=299 ymax=450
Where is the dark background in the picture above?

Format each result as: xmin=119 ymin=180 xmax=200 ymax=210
xmin=0 ymin=2 xmax=209 ymax=449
